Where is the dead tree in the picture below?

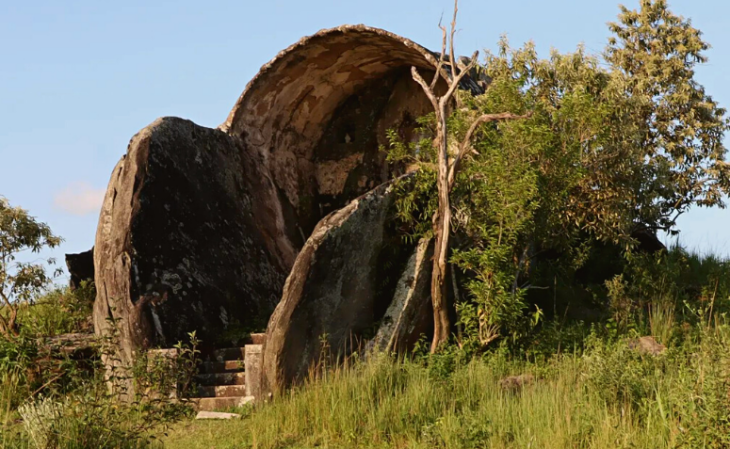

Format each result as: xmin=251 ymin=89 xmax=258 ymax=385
xmin=411 ymin=0 xmax=531 ymax=352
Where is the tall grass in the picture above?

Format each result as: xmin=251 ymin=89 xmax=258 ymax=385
xmin=1 ymin=368 xmax=29 ymax=448
xmin=648 ymin=297 xmax=675 ymax=345
xmin=160 ymin=245 xmax=730 ymax=448
xmin=164 ymin=320 xmax=730 ymax=448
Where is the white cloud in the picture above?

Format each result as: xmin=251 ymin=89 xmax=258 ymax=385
xmin=53 ymin=182 xmax=105 ymax=216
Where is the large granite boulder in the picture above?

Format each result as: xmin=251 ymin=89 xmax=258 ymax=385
xmin=367 ymin=238 xmax=433 ymax=355
xmin=262 ymin=179 xmax=413 ymax=393
xmin=93 ymin=117 xmax=290 ymax=384
xmin=93 ymin=25 xmax=484 ymax=397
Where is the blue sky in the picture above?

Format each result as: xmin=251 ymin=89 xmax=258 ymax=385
xmin=2 ymin=0 xmax=730 ymax=279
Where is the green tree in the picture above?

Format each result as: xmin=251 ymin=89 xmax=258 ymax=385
xmin=606 ymin=0 xmax=729 ymax=231
xmin=408 ymin=0 xmax=530 ymax=352
xmin=0 ymin=196 xmax=62 ymax=337
xmin=390 ymin=0 xmax=729 ymax=349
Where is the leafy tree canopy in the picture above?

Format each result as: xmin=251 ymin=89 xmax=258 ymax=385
xmin=387 ymin=0 xmax=728 ymax=349
xmin=0 ymin=196 xmax=62 ymax=337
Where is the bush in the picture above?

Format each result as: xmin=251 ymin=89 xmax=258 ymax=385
xmin=17 ymin=393 xmax=164 ymax=449
xmin=17 ymin=282 xmax=95 ymax=338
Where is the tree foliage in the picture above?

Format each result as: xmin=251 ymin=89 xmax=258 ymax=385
xmin=607 ymin=0 xmax=729 ymax=228
xmin=0 ymin=196 xmax=62 ymax=337
xmin=387 ymin=0 xmax=729 ymax=350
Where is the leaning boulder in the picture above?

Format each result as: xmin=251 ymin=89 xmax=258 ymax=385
xmin=262 ymin=179 xmax=413 ymax=393
xmin=368 ymin=238 xmax=433 ymax=354
xmin=93 ymin=117 xmax=290 ymax=387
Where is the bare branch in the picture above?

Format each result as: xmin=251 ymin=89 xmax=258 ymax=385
xmin=430 ymin=22 xmax=448 ymax=91
xmin=0 ymin=289 xmax=18 ymax=337
xmin=0 ymin=288 xmax=13 ymax=309
xmin=448 ymin=111 xmax=533 ymax=189
xmin=449 ymin=0 xmax=458 ymax=84
xmin=440 ymin=51 xmax=479 ymax=109
xmin=0 ymin=311 xmax=10 ymax=337
xmin=7 ymin=306 xmax=17 ymax=336
xmin=411 ymin=67 xmax=439 ymax=112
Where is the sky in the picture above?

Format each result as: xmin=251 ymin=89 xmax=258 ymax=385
xmin=2 ymin=0 xmax=730 ymax=281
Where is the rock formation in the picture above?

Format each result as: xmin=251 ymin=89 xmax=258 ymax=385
xmin=367 ymin=238 xmax=433 ymax=355
xmin=220 ymin=25 xmax=481 ymax=245
xmin=262 ymin=180 xmax=414 ymax=393
xmin=628 ymin=336 xmax=667 ymax=356
xmin=93 ymin=25 xmax=482 ymax=397
xmin=93 ymin=118 xmax=289 ymax=377
xmin=65 ymin=247 xmax=94 ymax=290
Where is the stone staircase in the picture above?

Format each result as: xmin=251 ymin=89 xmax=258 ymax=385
xmin=190 ymin=333 xmax=265 ymax=411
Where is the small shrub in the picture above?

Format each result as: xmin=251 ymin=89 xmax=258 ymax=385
xmin=582 ymin=333 xmax=667 ymax=411
xmin=18 ymin=396 xmax=63 ymax=449
xmin=17 ymin=393 xmax=163 ymax=449
xmin=18 ymin=282 xmax=95 ymax=338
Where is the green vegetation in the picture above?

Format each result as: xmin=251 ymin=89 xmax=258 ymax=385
xmin=0 ymin=197 xmax=198 ymax=448
xmin=0 ymin=286 xmax=198 ymax=449
xmin=163 ymin=310 xmax=730 ymax=448
xmin=4 ymin=0 xmax=730 ymax=447
xmin=387 ymin=0 xmax=729 ymax=353
xmin=0 ymin=196 xmax=63 ymax=338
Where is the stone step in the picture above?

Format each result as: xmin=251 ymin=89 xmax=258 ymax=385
xmin=193 ymin=396 xmax=254 ymax=411
xmin=201 ymin=360 xmax=245 ymax=373
xmin=196 ymin=384 xmax=247 ymax=398
xmin=249 ymin=333 xmax=266 ymax=345
xmin=195 ymin=372 xmax=245 ymax=386
xmin=195 ymin=411 xmax=240 ymax=420
xmin=208 ymin=334 xmax=264 ymax=361
xmin=212 ymin=347 xmax=245 ymax=362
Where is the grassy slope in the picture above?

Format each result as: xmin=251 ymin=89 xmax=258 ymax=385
xmin=5 ymin=249 xmax=730 ymax=448
xmin=162 ymin=247 xmax=730 ymax=449
xmin=163 ymin=327 xmax=730 ymax=449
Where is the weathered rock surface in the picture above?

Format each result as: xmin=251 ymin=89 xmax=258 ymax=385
xmin=368 ymin=238 xmax=433 ymax=354
xmin=93 ymin=117 xmax=289 ymax=381
xmin=221 ymin=25 xmax=482 ymax=246
xmin=42 ymin=332 xmax=96 ymax=358
xmin=93 ymin=25 xmax=485 ymax=398
xmin=628 ymin=336 xmax=666 ymax=355
xmin=631 ymin=226 xmax=666 ymax=254
xmin=499 ymin=374 xmax=535 ymax=392
xmin=65 ymin=248 xmax=94 ymax=290
xmin=262 ymin=179 xmax=413 ymax=393
xmin=245 ymin=344 xmax=263 ymax=400
xmin=195 ymin=411 xmax=241 ymax=420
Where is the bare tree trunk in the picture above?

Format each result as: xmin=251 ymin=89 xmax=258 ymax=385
xmin=411 ymin=0 xmax=531 ymax=353
xmin=0 ymin=290 xmax=19 ymax=338
xmin=430 ymin=116 xmax=452 ymax=352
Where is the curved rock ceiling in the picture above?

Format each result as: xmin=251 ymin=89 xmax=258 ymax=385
xmin=222 ymin=25 xmax=461 ymax=247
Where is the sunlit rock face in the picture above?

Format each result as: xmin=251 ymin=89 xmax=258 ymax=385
xmin=262 ymin=179 xmax=415 ymax=394
xmin=93 ymin=25 xmax=482 ymax=395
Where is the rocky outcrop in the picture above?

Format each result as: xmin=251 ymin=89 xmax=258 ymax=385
xmin=93 ymin=117 xmax=289 ymax=385
xmin=221 ymin=25 xmax=482 ymax=246
xmin=368 ymin=238 xmax=433 ymax=354
xmin=499 ymin=374 xmax=535 ymax=392
xmin=631 ymin=226 xmax=666 ymax=254
xmin=262 ymin=179 xmax=413 ymax=393
xmin=93 ymin=25 xmax=485 ymax=399
xmin=628 ymin=336 xmax=666 ymax=355
xmin=65 ymin=248 xmax=94 ymax=290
